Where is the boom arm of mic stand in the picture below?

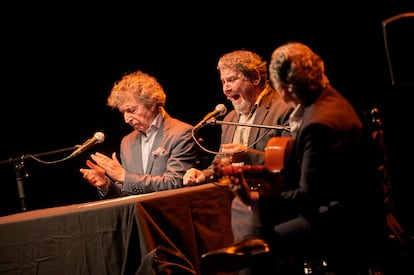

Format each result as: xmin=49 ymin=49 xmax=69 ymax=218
xmin=0 ymin=146 xmax=78 ymax=213
xmin=0 ymin=146 xmax=79 ymax=165
xmin=208 ymin=119 xmax=291 ymax=132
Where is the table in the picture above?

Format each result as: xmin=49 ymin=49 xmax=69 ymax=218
xmin=0 ymin=183 xmax=235 ymax=275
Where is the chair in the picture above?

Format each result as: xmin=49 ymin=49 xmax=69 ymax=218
xmin=367 ymin=107 xmax=414 ymax=274
xmin=381 ymin=12 xmax=414 ymax=273
xmin=200 ymin=237 xmax=271 ymax=273
xmin=382 ymin=12 xmax=414 ymax=89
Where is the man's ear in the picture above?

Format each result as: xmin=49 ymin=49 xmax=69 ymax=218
xmin=150 ymin=102 xmax=158 ymax=111
xmin=253 ymin=70 xmax=261 ymax=86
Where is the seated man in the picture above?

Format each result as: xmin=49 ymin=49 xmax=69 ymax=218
xmin=80 ymin=70 xmax=199 ymax=198
xmin=184 ymin=50 xmax=293 ymax=247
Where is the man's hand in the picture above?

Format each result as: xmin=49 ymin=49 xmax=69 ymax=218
xmin=90 ymin=152 xmax=125 ymax=183
xmin=183 ymin=168 xmax=207 ymax=186
xmin=79 ymin=158 xmax=108 ymax=189
xmin=220 ymin=143 xmax=247 ymax=163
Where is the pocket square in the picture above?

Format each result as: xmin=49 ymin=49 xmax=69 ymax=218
xmin=152 ymin=147 xmax=169 ymax=158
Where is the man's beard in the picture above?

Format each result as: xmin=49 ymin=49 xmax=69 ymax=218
xmin=233 ymin=98 xmax=252 ymax=115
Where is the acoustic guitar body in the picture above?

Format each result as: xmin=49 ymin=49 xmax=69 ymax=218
xmin=215 ymin=136 xmax=294 ymax=195
xmin=264 ymin=136 xmax=294 ymax=173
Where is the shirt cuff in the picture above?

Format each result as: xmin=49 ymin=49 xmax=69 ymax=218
xmin=97 ymin=176 xmax=111 ymax=196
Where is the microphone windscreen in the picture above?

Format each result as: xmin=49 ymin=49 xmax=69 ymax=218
xmin=94 ymin=132 xmax=105 ymax=143
xmin=215 ymin=104 xmax=227 ymax=116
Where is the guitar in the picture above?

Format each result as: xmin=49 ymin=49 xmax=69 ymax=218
xmin=213 ymin=136 xmax=294 ymax=204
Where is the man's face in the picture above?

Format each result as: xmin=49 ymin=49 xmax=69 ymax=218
xmin=220 ymin=67 xmax=257 ymax=115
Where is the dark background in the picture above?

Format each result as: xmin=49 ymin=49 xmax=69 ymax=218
xmin=1 ymin=2 xmax=413 ymax=230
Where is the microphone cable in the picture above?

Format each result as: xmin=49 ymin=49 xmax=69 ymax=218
xmin=191 ymin=126 xmax=274 ymax=156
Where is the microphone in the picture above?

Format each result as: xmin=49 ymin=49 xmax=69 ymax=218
xmin=70 ymin=132 xmax=105 ymax=158
xmin=194 ymin=104 xmax=227 ymax=130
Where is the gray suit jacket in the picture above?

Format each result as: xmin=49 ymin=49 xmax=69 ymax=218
xmin=105 ymin=111 xmax=198 ymax=197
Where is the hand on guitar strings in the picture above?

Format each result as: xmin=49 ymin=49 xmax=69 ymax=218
xmin=219 ymin=143 xmax=248 ymax=164
xmin=213 ymin=157 xmax=286 ymax=206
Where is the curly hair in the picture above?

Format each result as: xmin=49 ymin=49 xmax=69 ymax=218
xmin=217 ymin=50 xmax=267 ymax=86
xmin=107 ymin=70 xmax=167 ymax=110
xmin=269 ymin=42 xmax=329 ymax=100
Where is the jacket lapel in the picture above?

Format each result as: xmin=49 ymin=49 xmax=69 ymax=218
xmin=146 ymin=114 xmax=168 ymax=174
xmin=135 ymin=134 xmax=145 ymax=174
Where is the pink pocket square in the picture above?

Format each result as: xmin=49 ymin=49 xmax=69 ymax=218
xmin=152 ymin=147 xmax=169 ymax=158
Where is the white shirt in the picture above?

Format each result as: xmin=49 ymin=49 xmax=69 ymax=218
xmin=141 ymin=113 xmax=162 ymax=172
xmin=231 ymin=87 xmax=269 ymax=166
xmin=288 ymin=104 xmax=304 ymax=139
xmin=232 ymin=86 xmax=269 ymax=146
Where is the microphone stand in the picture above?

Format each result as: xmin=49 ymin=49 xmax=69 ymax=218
xmin=0 ymin=146 xmax=78 ymax=212
xmin=192 ymin=119 xmax=291 ymax=156
xmin=208 ymin=119 xmax=291 ymax=131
